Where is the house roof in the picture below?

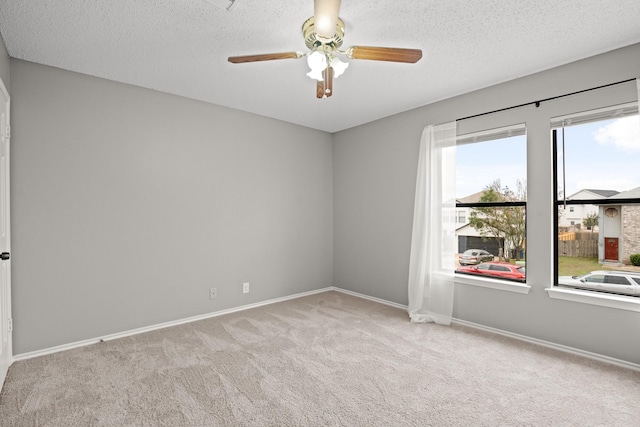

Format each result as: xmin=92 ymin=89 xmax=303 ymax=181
xmin=607 ymin=186 xmax=640 ymax=199
xmin=457 ymin=190 xmax=488 ymax=204
xmin=583 ymin=189 xmax=620 ymax=198
xmin=566 ymin=189 xmax=619 ymax=199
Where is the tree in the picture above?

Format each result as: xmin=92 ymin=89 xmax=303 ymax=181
xmin=583 ymin=212 xmax=599 ymax=231
xmin=468 ymin=179 xmax=526 ymax=260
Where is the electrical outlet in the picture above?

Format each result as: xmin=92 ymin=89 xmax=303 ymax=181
xmin=243 ymin=282 xmax=250 ymax=294
xmin=209 ymin=287 xmax=217 ymax=299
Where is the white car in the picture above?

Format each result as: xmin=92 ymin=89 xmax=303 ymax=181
xmin=458 ymin=249 xmax=494 ymax=266
xmin=558 ymin=270 xmax=640 ymax=296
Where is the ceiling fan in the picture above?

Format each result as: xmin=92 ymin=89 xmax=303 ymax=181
xmin=227 ymin=0 xmax=422 ymax=99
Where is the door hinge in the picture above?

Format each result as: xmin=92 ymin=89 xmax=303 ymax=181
xmin=7 ymin=318 xmax=12 ymax=332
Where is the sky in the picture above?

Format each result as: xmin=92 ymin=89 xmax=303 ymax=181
xmin=456 ymin=134 xmax=526 ymax=199
xmin=560 ymin=116 xmax=640 ymax=197
xmin=456 ymin=115 xmax=640 ymax=199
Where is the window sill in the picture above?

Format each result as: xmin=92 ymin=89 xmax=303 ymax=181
xmin=455 ymin=274 xmax=531 ymax=294
xmin=546 ymin=286 xmax=640 ymax=312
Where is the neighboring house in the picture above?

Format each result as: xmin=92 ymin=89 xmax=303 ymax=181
xmin=597 ymin=186 xmax=640 ymax=264
xmin=456 ymin=191 xmax=505 ymax=255
xmin=558 ymin=189 xmax=619 ymax=228
xmin=455 ymin=190 xmax=482 ymax=228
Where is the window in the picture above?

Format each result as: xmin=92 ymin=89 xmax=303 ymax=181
xmin=606 ymin=275 xmax=630 ymax=285
xmin=584 ymin=274 xmax=605 ymax=283
xmin=455 ymin=124 xmax=527 ymax=286
xmin=553 ymin=103 xmax=640 ymax=299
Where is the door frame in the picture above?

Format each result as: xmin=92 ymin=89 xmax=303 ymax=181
xmin=0 ymin=74 xmax=10 ymax=388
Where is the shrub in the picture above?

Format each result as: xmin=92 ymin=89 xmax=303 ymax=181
xmin=630 ymin=254 xmax=640 ymax=266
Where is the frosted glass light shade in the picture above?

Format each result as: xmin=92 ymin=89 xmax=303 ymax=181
xmin=306 ymin=51 xmax=328 ymax=81
xmin=330 ymin=56 xmax=348 ymax=78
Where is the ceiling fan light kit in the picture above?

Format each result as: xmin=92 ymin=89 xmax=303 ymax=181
xmin=227 ymin=0 xmax=422 ymax=99
xmin=303 ymin=16 xmax=348 ymax=98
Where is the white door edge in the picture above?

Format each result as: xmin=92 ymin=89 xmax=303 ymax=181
xmin=0 ymin=74 xmax=11 ymax=389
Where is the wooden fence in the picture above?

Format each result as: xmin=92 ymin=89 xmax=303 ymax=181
xmin=557 ymin=239 xmax=598 ymax=258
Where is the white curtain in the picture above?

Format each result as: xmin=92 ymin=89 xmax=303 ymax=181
xmin=407 ymin=122 xmax=457 ymax=324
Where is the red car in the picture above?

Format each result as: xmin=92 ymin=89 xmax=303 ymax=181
xmin=456 ymin=262 xmax=526 ymax=282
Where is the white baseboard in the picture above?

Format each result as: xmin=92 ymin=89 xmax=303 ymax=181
xmin=331 ymin=287 xmax=408 ymax=310
xmin=451 ymin=318 xmax=640 ymax=372
xmin=331 ymin=287 xmax=640 ymax=372
xmin=12 ymin=286 xmax=640 ymax=372
xmin=13 ymin=287 xmax=334 ymax=361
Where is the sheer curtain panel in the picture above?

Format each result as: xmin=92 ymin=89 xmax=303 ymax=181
xmin=407 ymin=122 xmax=457 ymax=324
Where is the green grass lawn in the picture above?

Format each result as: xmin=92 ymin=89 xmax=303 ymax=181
xmin=558 ymin=256 xmax=609 ymax=277
xmin=489 ymin=256 xmax=617 ymax=276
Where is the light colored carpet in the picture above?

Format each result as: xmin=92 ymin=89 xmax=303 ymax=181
xmin=0 ymin=291 xmax=639 ymax=426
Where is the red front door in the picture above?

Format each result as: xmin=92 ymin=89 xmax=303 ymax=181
xmin=604 ymin=238 xmax=618 ymax=261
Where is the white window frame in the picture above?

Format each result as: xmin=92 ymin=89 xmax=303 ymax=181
xmin=546 ymin=287 xmax=640 ymax=312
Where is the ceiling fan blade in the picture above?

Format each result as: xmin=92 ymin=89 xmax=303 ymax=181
xmin=228 ymin=52 xmax=303 ymax=64
xmin=316 ymin=80 xmax=326 ymax=99
xmin=316 ymin=66 xmax=334 ymax=99
xmin=346 ymin=46 xmax=422 ymax=63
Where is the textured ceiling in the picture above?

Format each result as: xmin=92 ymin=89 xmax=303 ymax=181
xmin=1 ymin=0 xmax=640 ymax=132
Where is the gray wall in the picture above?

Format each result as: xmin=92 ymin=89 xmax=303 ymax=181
xmin=333 ymin=43 xmax=640 ymax=364
xmin=11 ymin=60 xmax=333 ymax=354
